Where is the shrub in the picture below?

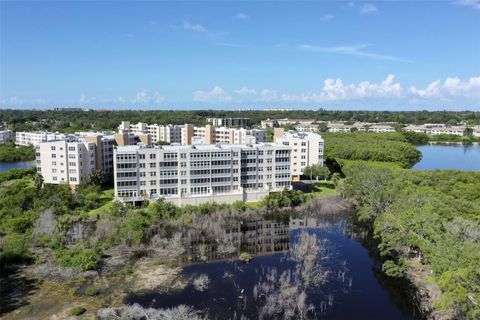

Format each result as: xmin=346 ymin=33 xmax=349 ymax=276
xmin=239 ymin=252 xmax=252 ymax=263
xmin=56 ymin=246 xmax=98 ymax=272
xmin=70 ymin=306 xmax=86 ymax=316
xmin=85 ymin=286 xmax=99 ymax=296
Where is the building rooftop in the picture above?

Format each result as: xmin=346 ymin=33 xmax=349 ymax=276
xmin=276 ymin=131 xmax=323 ymax=141
xmin=115 ymin=142 xmax=287 ymax=152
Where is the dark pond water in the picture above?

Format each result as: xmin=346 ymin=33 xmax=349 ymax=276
xmin=0 ymin=161 xmax=35 ymax=172
xmin=126 ymin=214 xmax=419 ymax=319
xmin=413 ymin=143 xmax=480 ymax=171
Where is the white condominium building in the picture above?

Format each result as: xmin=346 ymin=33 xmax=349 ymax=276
xmin=0 ymin=130 xmax=13 ymax=143
xmin=118 ymin=121 xmax=265 ymax=145
xmin=118 ymin=121 xmax=188 ymax=144
xmin=275 ymin=131 xmax=324 ymax=180
xmin=15 ymin=131 xmax=66 ymax=147
xmin=36 ymin=137 xmax=97 ymax=185
xmin=368 ymin=124 xmax=396 ymax=133
xmin=194 ymin=126 xmax=266 ymax=144
xmin=206 ymin=117 xmax=251 ymax=128
xmin=35 ymin=132 xmax=150 ymax=186
xmin=113 ymin=143 xmax=291 ymax=206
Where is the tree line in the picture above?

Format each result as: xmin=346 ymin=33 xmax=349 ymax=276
xmin=1 ymin=109 xmax=479 ymax=132
xmin=341 ymin=162 xmax=480 ymax=319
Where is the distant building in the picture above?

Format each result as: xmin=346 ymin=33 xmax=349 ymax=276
xmin=0 ymin=129 xmax=13 ymax=143
xmin=53 ymin=107 xmax=84 ymax=112
xmin=206 ymin=117 xmax=251 ymax=128
xmin=118 ymin=121 xmax=265 ymax=145
xmin=275 ymin=131 xmax=324 ymax=181
xmin=295 ymin=124 xmax=320 ymax=133
xmin=368 ymin=124 xmax=395 ymax=133
xmin=113 ymin=143 xmax=291 ymax=206
xmin=261 ymin=118 xmax=315 ymax=129
xmin=15 ymin=131 xmax=67 ymax=147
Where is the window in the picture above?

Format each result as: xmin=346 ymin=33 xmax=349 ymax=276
xmin=51 ymin=154 xmax=56 ymax=158
xmin=150 ymin=154 xmax=156 ymax=159
xmin=51 ymin=146 xmax=56 ymax=151
xmin=68 ymin=146 xmax=76 ymax=151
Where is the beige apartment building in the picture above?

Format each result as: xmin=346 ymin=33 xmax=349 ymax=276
xmin=275 ymin=131 xmax=324 ymax=181
xmin=113 ymin=143 xmax=291 ymax=206
xmin=118 ymin=121 xmax=265 ymax=145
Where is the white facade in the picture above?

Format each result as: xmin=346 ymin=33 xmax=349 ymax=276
xmin=114 ymin=143 xmax=291 ymax=205
xmin=0 ymin=130 xmax=13 ymax=143
xmin=275 ymin=132 xmax=324 ymax=178
xmin=295 ymin=124 xmax=319 ymax=133
xmin=118 ymin=121 xmax=265 ymax=145
xmin=368 ymin=125 xmax=396 ymax=133
xmin=206 ymin=117 xmax=251 ymax=127
xmin=36 ymin=138 xmax=97 ymax=185
xmin=15 ymin=131 xmax=66 ymax=147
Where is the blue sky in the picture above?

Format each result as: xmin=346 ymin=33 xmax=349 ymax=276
xmin=1 ymin=0 xmax=479 ymax=110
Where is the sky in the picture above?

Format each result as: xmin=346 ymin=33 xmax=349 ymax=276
xmin=0 ymin=0 xmax=479 ymax=110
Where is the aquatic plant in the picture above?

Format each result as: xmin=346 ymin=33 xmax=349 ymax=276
xmin=96 ymin=303 xmax=205 ymax=320
xmin=193 ymin=274 xmax=210 ymax=292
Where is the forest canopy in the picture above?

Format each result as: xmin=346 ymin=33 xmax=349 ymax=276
xmin=342 ymin=163 xmax=480 ymax=319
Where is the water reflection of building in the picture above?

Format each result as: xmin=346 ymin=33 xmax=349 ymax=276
xmin=289 ymin=218 xmax=322 ymax=229
xmin=181 ymin=218 xmax=290 ymax=264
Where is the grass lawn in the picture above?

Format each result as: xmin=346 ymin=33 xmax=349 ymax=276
xmin=304 ymin=181 xmax=339 ymax=200
xmin=88 ymin=188 xmax=115 ymax=216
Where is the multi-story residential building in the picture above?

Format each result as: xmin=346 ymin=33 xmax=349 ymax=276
xmin=118 ymin=122 xmax=190 ymax=144
xmin=113 ymin=143 xmax=291 ymax=206
xmin=36 ymin=137 xmax=97 ymax=186
xmin=193 ymin=126 xmax=266 ymax=144
xmin=53 ymin=107 xmax=84 ymax=112
xmin=206 ymin=117 xmax=251 ymax=128
xmin=0 ymin=129 xmax=13 ymax=143
xmin=404 ymin=125 xmax=427 ymax=134
xmin=295 ymin=124 xmax=320 ymax=133
xmin=326 ymin=123 xmax=353 ymax=133
xmin=368 ymin=124 xmax=396 ymax=133
xmin=261 ymin=118 xmax=315 ymax=129
xmin=36 ymin=132 xmax=149 ymax=186
xmin=275 ymin=131 xmax=324 ymax=181
xmin=15 ymin=131 xmax=67 ymax=147
xmin=428 ymin=126 xmax=465 ymax=136
xmin=118 ymin=121 xmax=264 ymax=145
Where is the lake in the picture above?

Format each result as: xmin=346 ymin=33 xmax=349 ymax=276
xmin=413 ymin=143 xmax=480 ymax=171
xmin=0 ymin=161 xmax=35 ymax=172
xmin=126 ymin=210 xmax=419 ymax=319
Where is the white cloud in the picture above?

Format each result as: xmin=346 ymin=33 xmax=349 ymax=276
xmin=235 ymin=13 xmax=250 ymax=20
xmin=235 ymin=87 xmax=257 ymax=95
xmin=410 ymin=77 xmax=480 ymax=100
xmin=455 ymin=0 xmax=480 ymax=9
xmin=183 ymin=21 xmax=207 ymax=33
xmin=321 ymin=14 xmax=335 ymax=21
xmin=298 ymin=44 xmax=408 ymax=62
xmin=359 ymin=3 xmax=378 ymax=14
xmin=132 ymin=90 xmax=166 ymax=104
xmin=79 ymin=93 xmax=88 ymax=103
xmin=193 ymin=86 xmax=233 ymax=102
